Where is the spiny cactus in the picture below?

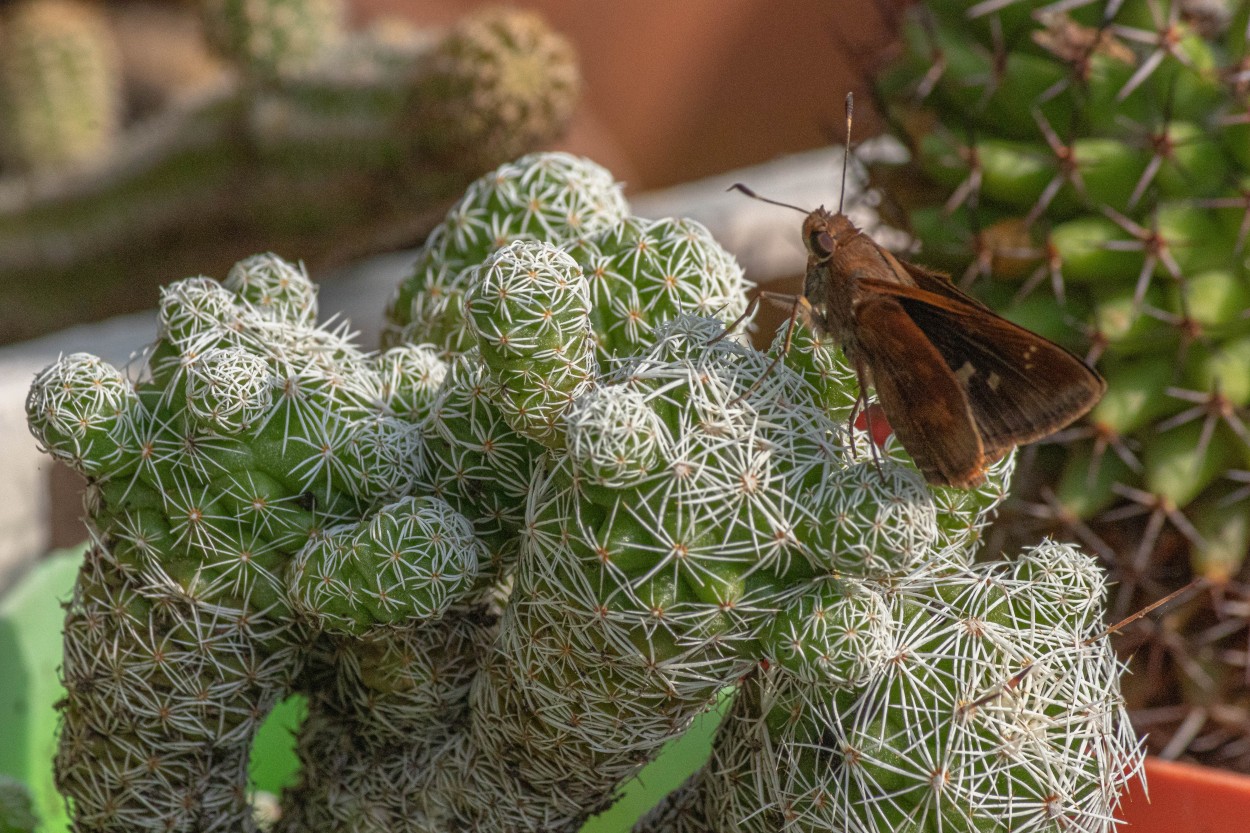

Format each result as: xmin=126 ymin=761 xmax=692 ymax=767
xmin=683 ymin=543 xmax=1140 ymax=833
xmin=29 ymin=156 xmax=1144 ymax=833
xmin=0 ymin=0 xmax=122 ymax=172
xmin=382 ymin=151 xmax=632 ymax=354
xmin=412 ymin=6 xmax=580 ymax=173
xmin=200 ymin=0 xmax=347 ymax=83
xmin=293 ymin=223 xmax=1131 ymax=831
xmin=465 ymin=240 xmax=598 ymax=447
xmin=879 ymin=0 xmax=1250 ymax=768
xmin=288 ymin=495 xmax=485 ymax=635
xmin=382 ymin=151 xmax=753 ymax=359
xmin=384 ymin=151 xmax=751 ymax=570
xmin=26 ymin=253 xmax=441 ymax=832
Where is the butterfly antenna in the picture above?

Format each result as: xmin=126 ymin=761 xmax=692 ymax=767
xmin=839 ymin=92 xmax=854 ymax=214
xmin=727 ymin=183 xmax=809 ymax=215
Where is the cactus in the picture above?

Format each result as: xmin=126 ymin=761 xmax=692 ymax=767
xmin=674 ymin=544 xmax=1140 ymax=833
xmin=0 ymin=0 xmax=122 ymax=172
xmin=29 ymin=158 xmax=1143 ymax=832
xmin=382 ymin=151 xmax=632 ymax=354
xmin=26 ymin=253 xmax=443 ymax=832
xmin=879 ymin=0 xmax=1250 ymax=767
xmin=0 ymin=6 xmax=581 ymax=346
xmin=465 ymin=240 xmax=598 ymax=447
xmin=412 ymin=6 xmax=580 ymax=174
xmin=200 ymin=0 xmax=346 ymax=83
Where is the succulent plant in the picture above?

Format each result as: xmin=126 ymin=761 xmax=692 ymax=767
xmin=0 ymin=6 xmax=582 ymax=347
xmin=0 ymin=0 xmax=122 ymax=172
xmin=382 ymin=151 xmax=632 ymax=354
xmin=465 ymin=240 xmax=599 ymax=448
xmin=411 ymin=6 xmax=580 ymax=173
xmin=879 ymin=0 xmax=1250 ymax=768
xmin=26 ymin=253 xmax=440 ymax=832
xmin=28 ymin=156 xmax=1143 ymax=833
xmin=200 ymin=0 xmax=346 ymax=83
xmin=681 ymin=544 xmax=1141 ymax=833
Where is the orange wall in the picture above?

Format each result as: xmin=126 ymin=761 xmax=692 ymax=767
xmin=355 ymin=1 xmax=902 ymax=191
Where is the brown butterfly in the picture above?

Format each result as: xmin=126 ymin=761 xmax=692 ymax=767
xmin=737 ymin=96 xmax=1104 ymax=488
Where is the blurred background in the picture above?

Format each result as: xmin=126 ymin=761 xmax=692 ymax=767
xmin=0 ymin=0 xmax=902 ymax=344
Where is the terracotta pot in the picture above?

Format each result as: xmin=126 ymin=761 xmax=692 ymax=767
xmin=1119 ymin=757 xmax=1250 ymax=832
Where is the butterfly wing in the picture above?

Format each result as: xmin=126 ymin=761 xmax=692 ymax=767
xmin=857 ymin=277 xmax=1105 ymax=459
xmin=853 ymin=294 xmax=988 ymax=487
xmin=895 ymin=258 xmax=992 ymax=312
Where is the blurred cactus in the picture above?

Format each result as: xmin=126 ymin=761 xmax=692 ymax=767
xmin=29 ymin=156 xmax=1142 ymax=832
xmin=0 ymin=0 xmax=122 ymax=173
xmin=0 ymin=5 xmax=580 ymax=345
xmin=200 ymin=0 xmax=346 ymax=83
xmin=878 ymin=0 xmax=1250 ymax=769
xmin=413 ymin=6 xmax=580 ymax=173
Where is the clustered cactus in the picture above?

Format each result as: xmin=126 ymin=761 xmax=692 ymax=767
xmin=0 ymin=0 xmax=122 ymax=173
xmin=28 ymin=254 xmax=443 ymax=831
xmin=878 ymin=0 xmax=1250 ymax=766
xmin=29 ymin=153 xmax=1144 ymax=832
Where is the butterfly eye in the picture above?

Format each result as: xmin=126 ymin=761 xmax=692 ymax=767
xmin=809 ymin=230 xmax=835 ymax=258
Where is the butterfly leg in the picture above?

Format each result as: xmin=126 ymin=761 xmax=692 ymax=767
xmin=707 ymin=290 xmax=804 ymax=346
xmin=706 ymin=293 xmax=761 ymax=345
xmin=728 ymin=295 xmax=805 ymax=405
xmin=847 ymin=356 xmax=883 ymax=473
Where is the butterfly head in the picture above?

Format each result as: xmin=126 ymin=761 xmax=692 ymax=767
xmin=802 ymin=208 xmax=860 ymax=263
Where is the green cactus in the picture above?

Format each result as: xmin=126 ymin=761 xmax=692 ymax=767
xmin=28 ymin=156 xmax=1145 ymax=833
xmin=0 ymin=0 xmax=122 ymax=172
xmin=466 ymin=240 xmax=598 ymax=447
xmin=412 ymin=6 xmax=580 ymax=173
xmin=288 ymin=495 xmax=484 ymax=635
xmin=879 ymin=0 xmax=1250 ymax=765
xmin=200 ymin=0 xmax=346 ymax=83
xmin=565 ymin=216 xmax=752 ymax=361
xmin=26 ymin=252 xmax=441 ymax=832
xmin=382 ymin=151 xmax=631 ymax=354
xmin=383 ymin=153 xmax=754 ymax=363
xmin=689 ymin=544 xmax=1140 ymax=833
